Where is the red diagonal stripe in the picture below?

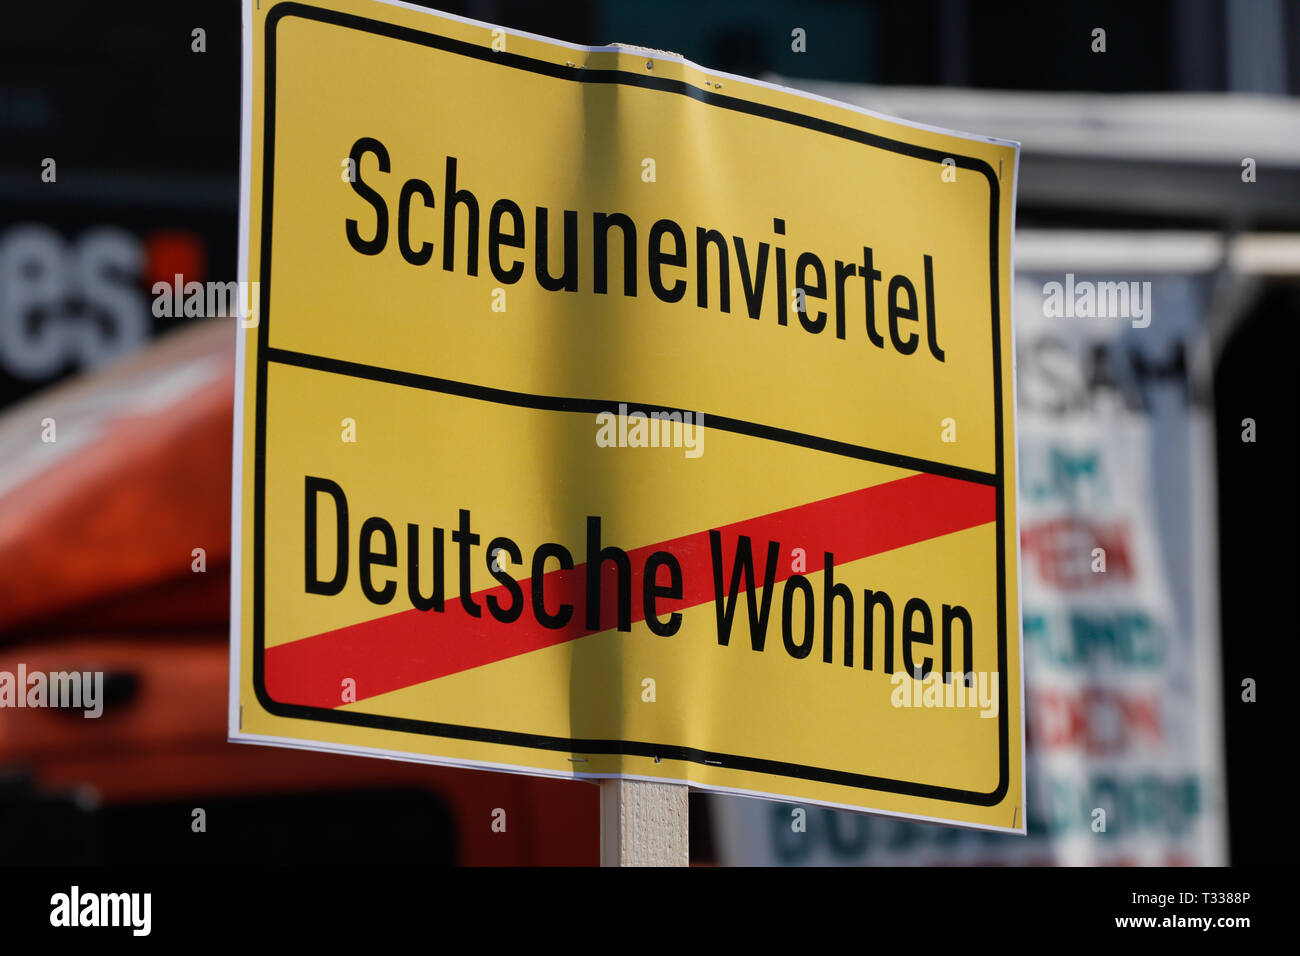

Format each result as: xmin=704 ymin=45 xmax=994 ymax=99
xmin=265 ymin=472 xmax=994 ymax=708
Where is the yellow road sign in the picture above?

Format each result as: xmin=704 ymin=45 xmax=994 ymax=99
xmin=231 ymin=0 xmax=1024 ymax=830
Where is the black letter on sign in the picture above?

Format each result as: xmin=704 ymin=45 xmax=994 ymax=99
xmin=398 ymin=178 xmax=435 ymax=266
xmin=643 ymin=551 xmax=683 ymax=637
xmin=532 ymin=543 xmax=574 ymax=629
xmin=586 ymin=516 xmax=632 ymax=632
xmin=305 ymin=476 xmax=348 ymax=595
xmin=888 ymin=274 xmax=920 ymax=355
xmin=407 ymin=524 xmax=444 ymax=612
xmin=823 ymin=553 xmax=855 ymax=666
xmin=535 ymin=207 xmax=579 ymax=292
xmin=443 ymin=156 xmax=480 ymax=276
xmin=794 ymin=252 xmax=828 ymax=333
xmin=903 ymin=597 xmax=934 ymax=678
xmin=924 ymin=254 xmax=944 ymax=362
xmin=486 ymin=536 xmax=524 ymax=624
xmin=709 ymin=532 xmax=780 ymax=651
xmin=453 ymin=508 xmax=481 ymax=618
xmin=648 ymin=219 xmax=687 ymax=303
xmin=345 ymin=137 xmax=390 ymax=256
xmin=488 ymin=199 xmax=526 ymax=284
xmin=359 ymin=516 xmax=398 ymax=605
xmin=781 ymin=574 xmax=815 ymax=659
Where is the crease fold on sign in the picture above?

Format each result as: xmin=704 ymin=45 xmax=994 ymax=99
xmin=265 ymin=472 xmax=995 ymax=709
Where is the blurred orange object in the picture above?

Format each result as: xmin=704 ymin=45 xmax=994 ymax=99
xmin=0 ymin=319 xmax=598 ymax=865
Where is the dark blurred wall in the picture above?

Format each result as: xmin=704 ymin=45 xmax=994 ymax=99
xmin=1213 ymin=282 xmax=1300 ymax=866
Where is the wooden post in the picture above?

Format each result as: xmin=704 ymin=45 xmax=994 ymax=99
xmin=598 ymin=38 xmax=690 ymax=867
xmin=597 ymin=43 xmax=687 ymax=864
xmin=599 ymin=779 xmax=689 ymax=866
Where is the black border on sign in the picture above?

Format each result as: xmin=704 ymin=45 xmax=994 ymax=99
xmin=251 ymin=2 xmax=1011 ymax=807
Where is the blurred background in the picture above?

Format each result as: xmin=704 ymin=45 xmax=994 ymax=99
xmin=1 ymin=0 xmax=1296 ymax=866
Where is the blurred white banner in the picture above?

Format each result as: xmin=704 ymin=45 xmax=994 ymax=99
xmin=711 ymin=249 xmax=1228 ymax=866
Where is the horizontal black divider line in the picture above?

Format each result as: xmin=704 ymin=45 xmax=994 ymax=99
xmin=254 ymin=693 xmax=1004 ymax=806
xmin=270 ymin=2 xmax=998 ymax=183
xmin=265 ymin=346 xmax=999 ymax=487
